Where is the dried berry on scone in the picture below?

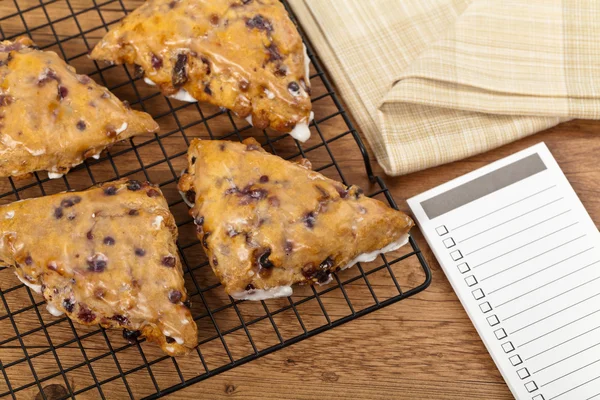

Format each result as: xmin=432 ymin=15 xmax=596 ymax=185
xmin=178 ymin=138 xmax=414 ymax=301
xmin=0 ymin=179 xmax=197 ymax=356
xmin=0 ymin=37 xmax=158 ymax=179
xmin=90 ymin=0 xmax=313 ymax=141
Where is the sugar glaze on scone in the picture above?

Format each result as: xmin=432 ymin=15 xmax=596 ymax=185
xmin=90 ymin=0 xmax=313 ymax=140
xmin=178 ymin=139 xmax=414 ymax=300
xmin=0 ymin=37 xmax=158 ymax=179
xmin=0 ymin=180 xmax=197 ymax=356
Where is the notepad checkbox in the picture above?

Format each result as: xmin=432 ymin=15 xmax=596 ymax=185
xmin=436 ymin=226 xmax=448 ymax=236
xmin=525 ymin=381 xmax=538 ymax=393
xmin=510 ymin=355 xmax=523 ymax=366
xmin=532 ymin=395 xmax=545 ymax=400
xmin=457 ymin=263 xmax=470 ymax=274
xmin=443 ymin=238 xmax=456 ymax=248
xmin=450 ymin=250 xmax=463 ymax=261
xmin=465 ymin=275 xmax=478 ymax=287
xmin=472 ymin=288 xmax=485 ymax=300
xmin=494 ymin=328 xmax=507 ymax=339
xmin=502 ymin=342 xmax=515 ymax=353
xmin=479 ymin=302 xmax=492 ymax=313
xmin=517 ymin=368 xmax=530 ymax=379
xmin=487 ymin=315 xmax=500 ymax=326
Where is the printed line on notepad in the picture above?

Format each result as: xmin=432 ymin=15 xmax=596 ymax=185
xmin=526 ymin=325 xmax=600 ymax=361
xmin=472 ymin=222 xmax=579 ymax=269
xmin=465 ymin=208 xmax=570 ymax=256
xmin=488 ymin=247 xmax=593 ymax=294
xmin=549 ymin=375 xmax=600 ymax=400
xmin=533 ymin=341 xmax=600 ymax=375
xmin=480 ymin=237 xmax=588 ymax=282
xmin=508 ymin=291 xmax=600 ymax=335
xmin=458 ymin=197 xmax=564 ymax=243
xmin=520 ymin=308 xmax=600 ymax=348
xmin=495 ymin=258 xmax=599 ymax=308
xmin=504 ymin=274 xmax=600 ymax=321
xmin=544 ymin=359 xmax=600 ymax=388
xmin=543 ymin=358 xmax=600 ymax=388
xmin=510 ymin=291 xmax=600 ymax=335
xmin=450 ymin=185 xmax=556 ymax=231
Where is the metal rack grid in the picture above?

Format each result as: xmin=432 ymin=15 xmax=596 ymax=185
xmin=0 ymin=1 xmax=432 ymax=398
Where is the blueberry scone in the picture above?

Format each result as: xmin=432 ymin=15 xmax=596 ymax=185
xmin=178 ymin=139 xmax=414 ymax=300
xmin=90 ymin=0 xmax=313 ymax=141
xmin=0 ymin=179 xmax=197 ymax=356
xmin=0 ymin=37 xmax=158 ymax=179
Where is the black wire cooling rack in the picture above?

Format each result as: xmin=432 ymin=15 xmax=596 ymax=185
xmin=0 ymin=1 xmax=432 ymax=398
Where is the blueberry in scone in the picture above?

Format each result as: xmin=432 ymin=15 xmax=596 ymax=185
xmin=90 ymin=0 xmax=313 ymax=141
xmin=0 ymin=179 xmax=197 ymax=356
xmin=0 ymin=37 xmax=158 ymax=179
xmin=178 ymin=138 xmax=414 ymax=300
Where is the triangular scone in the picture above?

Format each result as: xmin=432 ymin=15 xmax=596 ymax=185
xmin=178 ymin=139 xmax=414 ymax=300
xmin=0 ymin=37 xmax=158 ymax=179
xmin=90 ymin=0 xmax=313 ymax=140
xmin=0 ymin=179 xmax=197 ymax=356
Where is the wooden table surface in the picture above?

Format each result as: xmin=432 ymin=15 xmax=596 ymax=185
xmin=2 ymin=1 xmax=599 ymax=399
xmin=164 ymin=122 xmax=598 ymax=400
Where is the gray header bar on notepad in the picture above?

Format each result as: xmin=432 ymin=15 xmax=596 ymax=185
xmin=421 ymin=153 xmax=547 ymax=220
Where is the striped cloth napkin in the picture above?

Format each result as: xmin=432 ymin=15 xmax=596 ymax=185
xmin=289 ymin=0 xmax=600 ymax=176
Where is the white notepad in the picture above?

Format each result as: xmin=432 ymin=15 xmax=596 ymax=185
xmin=408 ymin=143 xmax=600 ymax=400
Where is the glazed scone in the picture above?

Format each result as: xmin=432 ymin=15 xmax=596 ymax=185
xmin=0 ymin=37 xmax=158 ymax=179
xmin=0 ymin=179 xmax=198 ymax=356
xmin=178 ymin=138 xmax=414 ymax=300
xmin=90 ymin=0 xmax=313 ymax=141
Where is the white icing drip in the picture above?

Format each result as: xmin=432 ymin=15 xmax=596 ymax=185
xmin=152 ymin=216 xmax=163 ymax=229
xmin=46 ymin=303 xmax=64 ymax=317
xmin=115 ymin=122 xmax=128 ymax=135
xmin=343 ymin=234 xmax=410 ymax=271
xmin=30 ymin=148 xmax=46 ymax=156
xmin=92 ymin=154 xmax=101 ymax=160
xmin=174 ymin=337 xmax=184 ymax=345
xmin=16 ymin=273 xmax=42 ymax=293
xmin=264 ymin=88 xmax=275 ymax=100
xmin=245 ymin=115 xmax=253 ymax=126
xmin=163 ymin=329 xmax=171 ymax=337
xmin=87 ymin=252 xmax=108 ymax=265
xmin=182 ymin=318 xmax=190 ymax=325
xmin=288 ymin=86 xmax=301 ymax=97
xmin=170 ymin=89 xmax=197 ymax=103
xmin=0 ymin=133 xmax=19 ymax=150
xmin=48 ymin=172 xmax=63 ymax=179
xmin=289 ymin=112 xmax=314 ymax=142
xmin=302 ymin=44 xmax=311 ymax=86
xmin=144 ymin=77 xmax=197 ymax=102
xmin=0 ymin=134 xmax=45 ymax=157
xmin=316 ymin=274 xmax=334 ymax=286
xmin=5 ymin=210 xmax=14 ymax=219
xmin=179 ymin=190 xmax=195 ymax=208
xmin=37 ymin=69 xmax=53 ymax=82
xmin=230 ymin=285 xmax=293 ymax=301
xmin=178 ymin=168 xmax=195 ymax=207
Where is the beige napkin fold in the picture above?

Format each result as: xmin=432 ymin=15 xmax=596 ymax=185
xmin=289 ymin=0 xmax=600 ymax=176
